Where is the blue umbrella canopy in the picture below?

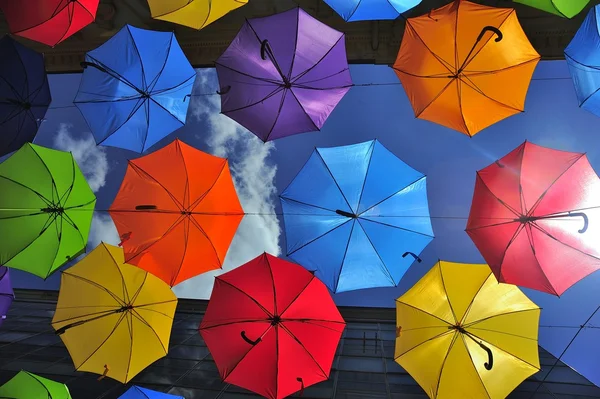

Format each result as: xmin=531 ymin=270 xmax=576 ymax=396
xmin=119 ymin=386 xmax=183 ymax=399
xmin=565 ymin=5 xmax=600 ymax=118
xmin=0 ymin=35 xmax=51 ymax=157
xmin=74 ymin=25 xmax=196 ymax=153
xmin=323 ymin=0 xmax=421 ymax=22
xmin=280 ymin=140 xmax=434 ymax=293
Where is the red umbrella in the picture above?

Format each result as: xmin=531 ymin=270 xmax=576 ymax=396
xmin=466 ymin=141 xmax=600 ymax=296
xmin=0 ymin=0 xmax=100 ymax=47
xmin=199 ymin=253 xmax=345 ymax=399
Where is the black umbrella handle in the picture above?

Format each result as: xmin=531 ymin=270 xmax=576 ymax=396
xmin=261 ymin=39 xmax=273 ymax=61
xmin=217 ymin=86 xmax=231 ymax=95
xmin=479 ymin=341 xmax=494 ymax=370
xmin=402 ymin=252 xmax=422 ymax=263
xmin=241 ymin=331 xmax=261 ymax=345
xmin=80 ymin=61 xmax=109 ymax=74
xmin=297 ymin=377 xmax=304 ymax=396
xmin=477 ymin=26 xmax=503 ymax=43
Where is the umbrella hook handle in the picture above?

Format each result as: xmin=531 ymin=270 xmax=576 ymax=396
xmin=478 ymin=341 xmax=494 ymax=370
xmin=402 ymin=252 xmax=422 ymax=263
xmin=241 ymin=331 xmax=261 ymax=345
xmin=80 ymin=61 xmax=109 ymax=74
xmin=569 ymin=212 xmax=589 ymax=234
xmin=297 ymin=377 xmax=305 ymax=396
xmin=261 ymin=40 xmax=273 ymax=61
xmin=477 ymin=26 xmax=503 ymax=43
xmin=217 ymin=86 xmax=231 ymax=95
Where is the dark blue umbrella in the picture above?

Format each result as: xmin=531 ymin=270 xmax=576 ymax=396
xmin=280 ymin=140 xmax=434 ymax=293
xmin=119 ymin=386 xmax=183 ymax=399
xmin=0 ymin=36 xmax=51 ymax=157
xmin=565 ymin=5 xmax=600 ymax=118
xmin=74 ymin=25 xmax=196 ymax=153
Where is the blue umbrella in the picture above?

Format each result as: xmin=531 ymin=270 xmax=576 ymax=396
xmin=280 ymin=140 xmax=434 ymax=293
xmin=119 ymin=386 xmax=183 ymax=399
xmin=74 ymin=25 xmax=196 ymax=153
xmin=323 ymin=0 xmax=421 ymax=22
xmin=565 ymin=5 xmax=600 ymax=118
xmin=0 ymin=35 xmax=51 ymax=157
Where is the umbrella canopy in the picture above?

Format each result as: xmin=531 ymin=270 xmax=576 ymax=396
xmin=109 ymin=139 xmax=244 ymax=287
xmin=52 ymin=243 xmax=178 ymax=383
xmin=515 ymin=0 xmax=590 ymax=18
xmin=74 ymin=25 xmax=196 ymax=153
xmin=0 ymin=370 xmax=71 ymax=398
xmin=466 ymin=141 xmax=600 ymax=296
xmin=395 ymin=261 xmax=540 ymax=399
xmin=0 ymin=0 xmax=99 ymax=47
xmin=0 ymin=143 xmax=96 ymax=279
xmin=280 ymin=140 xmax=433 ymax=293
xmin=200 ymin=253 xmax=345 ymax=399
xmin=0 ymin=36 xmax=51 ymax=157
xmin=119 ymin=386 xmax=183 ymax=399
xmin=216 ymin=7 xmax=352 ymax=142
xmin=323 ymin=0 xmax=421 ymax=21
xmin=393 ymin=0 xmax=540 ymax=136
xmin=565 ymin=5 xmax=600 ymax=118
xmin=146 ymin=0 xmax=248 ymax=30
xmin=0 ymin=266 xmax=14 ymax=328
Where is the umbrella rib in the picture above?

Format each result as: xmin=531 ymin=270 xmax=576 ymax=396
xmin=286 ymin=218 xmax=352 ymax=257
xmin=460 ymin=75 xmax=524 ymax=113
xmin=92 ymin=97 xmax=147 ymax=148
xmin=530 ymin=221 xmax=600 ymax=263
xmin=414 ymin=79 xmax=455 ymax=119
xmin=333 ymin=221 xmax=356 ymax=293
xmin=293 ymin=68 xmax=350 ymax=86
xmin=455 ymin=274 xmax=491 ymax=326
xmin=473 ymin=172 xmax=521 ymax=217
xmin=358 ymin=217 xmax=434 ymax=238
xmin=129 ymin=162 xmax=184 ymax=209
xmin=133 ymin=305 xmax=177 ymax=320
xmin=263 ymin=88 xmax=289 ymax=142
xmin=401 ymin=22 xmax=455 ymax=74
xmin=84 ymin=55 xmax=143 ymax=94
xmin=246 ymin=21 xmax=288 ymax=81
xmin=463 ymin=308 xmax=540 ymax=330
xmin=565 ymin=53 xmax=600 ymax=72
xmin=123 ymin=215 xmax=186 ymax=265
xmin=25 ymin=370 xmax=53 ymax=397
xmin=149 ymin=93 xmax=190 ymax=125
xmin=287 ymin=88 xmax=319 ymax=132
xmin=147 ymin=34 xmax=178 ymax=93
xmin=438 ymin=265 xmax=459 ymax=324
xmin=54 ymin=2 xmax=74 ymax=48
xmin=199 ymin=0 xmax=212 ymax=29
xmin=215 ymin=62 xmax=283 ymax=86
xmin=264 ymin=254 xmax=278 ymax=315
xmin=463 ymin=58 xmax=539 ymax=77
xmin=64 ymin=273 xmax=127 ymax=306
xmin=466 ymin=329 xmax=541 ymax=372
xmin=151 ymin=73 xmax=196 ymax=97
xmin=200 ymin=319 xmax=271 ymax=331
xmin=279 ymin=323 xmax=328 ymax=378
xmin=355 ymin=220 xmax=396 ymax=285
xmin=456 ymin=78 xmax=471 ymax=137
xmin=356 ymin=175 xmax=426 ymax=215
xmin=523 ymin=224 xmax=558 ymax=295
xmin=140 ymin=96 xmax=151 ymax=153
xmin=291 ymin=35 xmax=344 ymax=82
xmin=279 ymin=275 xmax=316 ymax=318
xmin=152 ymin=1 xmax=193 ymax=18
xmin=221 ymin=326 xmax=272 ymax=380
xmin=279 ymin=197 xmax=339 ymax=214
xmin=29 ymin=145 xmax=60 ymax=204
xmin=354 ymin=141 xmax=375 ymax=214
xmin=75 ymin=313 xmax=128 ymax=373
xmin=189 ymin=161 xmax=226 ymax=210
xmin=169 ymin=216 xmax=191 ymax=286
xmin=316 ymin=149 xmax=355 ymax=212
xmin=131 ymin=309 xmax=169 ymax=355
xmin=216 ymin=278 xmax=274 ymax=317
xmin=467 ymin=325 xmax=538 ymax=342
xmin=9 ymin=0 xmax=67 ymax=35
xmin=221 ymin=86 xmax=286 ymax=114
xmin=458 ymin=333 xmax=492 ymax=399
xmin=395 ymin=329 xmax=455 ymax=361
xmin=284 ymin=319 xmax=346 ymax=333
xmin=127 ymin=26 xmax=149 ymax=92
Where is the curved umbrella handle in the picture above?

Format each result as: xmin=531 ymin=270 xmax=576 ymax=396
xmin=261 ymin=39 xmax=272 ymax=60
xmin=80 ymin=61 xmax=109 ymax=74
xmin=477 ymin=26 xmax=503 ymax=43
xmin=297 ymin=377 xmax=304 ymax=396
xmin=241 ymin=331 xmax=261 ymax=345
xmin=479 ymin=341 xmax=494 ymax=370
xmin=217 ymin=86 xmax=231 ymax=95
xmin=569 ymin=212 xmax=589 ymax=234
xmin=402 ymin=252 xmax=422 ymax=263
xmin=336 ymin=209 xmax=357 ymax=218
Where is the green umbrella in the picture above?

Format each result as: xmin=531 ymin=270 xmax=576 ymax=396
xmin=0 ymin=143 xmax=96 ymax=279
xmin=0 ymin=370 xmax=72 ymax=398
xmin=514 ymin=0 xmax=590 ymax=18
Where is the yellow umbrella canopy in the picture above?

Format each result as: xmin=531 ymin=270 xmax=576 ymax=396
xmin=51 ymin=243 xmax=178 ymax=383
xmin=146 ymin=0 xmax=248 ymax=30
xmin=395 ymin=261 xmax=540 ymax=399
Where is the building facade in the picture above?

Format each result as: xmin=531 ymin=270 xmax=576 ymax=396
xmin=0 ymin=289 xmax=599 ymax=399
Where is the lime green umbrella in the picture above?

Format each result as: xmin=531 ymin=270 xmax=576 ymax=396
xmin=514 ymin=0 xmax=589 ymax=18
xmin=0 ymin=143 xmax=96 ymax=279
xmin=0 ymin=370 xmax=72 ymax=398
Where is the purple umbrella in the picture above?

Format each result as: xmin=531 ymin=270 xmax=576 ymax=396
xmin=215 ymin=7 xmax=352 ymax=142
xmin=0 ymin=266 xmax=14 ymax=328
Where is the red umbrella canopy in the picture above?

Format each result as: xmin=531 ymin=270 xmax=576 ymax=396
xmin=0 ymin=0 xmax=100 ymax=47
xmin=199 ymin=253 xmax=345 ymax=399
xmin=466 ymin=141 xmax=600 ymax=296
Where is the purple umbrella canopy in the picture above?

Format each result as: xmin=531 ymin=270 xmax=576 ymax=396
xmin=215 ymin=7 xmax=353 ymax=142
xmin=0 ymin=266 xmax=14 ymax=328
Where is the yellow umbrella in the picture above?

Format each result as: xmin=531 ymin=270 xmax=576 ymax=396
xmin=146 ymin=0 xmax=248 ymax=30
xmin=51 ymin=243 xmax=178 ymax=383
xmin=395 ymin=261 xmax=540 ymax=399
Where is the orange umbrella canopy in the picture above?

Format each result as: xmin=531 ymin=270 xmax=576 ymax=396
xmin=393 ymin=0 xmax=540 ymax=136
xmin=109 ymin=139 xmax=244 ymax=287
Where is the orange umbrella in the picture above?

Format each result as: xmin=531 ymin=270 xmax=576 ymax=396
xmin=109 ymin=139 xmax=244 ymax=287
xmin=393 ymin=0 xmax=540 ymax=136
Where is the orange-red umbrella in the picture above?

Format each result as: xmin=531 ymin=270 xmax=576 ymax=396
xmin=109 ymin=139 xmax=244 ymax=287
xmin=393 ymin=0 xmax=540 ymax=136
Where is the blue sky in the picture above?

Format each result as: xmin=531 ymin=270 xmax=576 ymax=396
xmin=4 ymin=61 xmax=600 ymax=385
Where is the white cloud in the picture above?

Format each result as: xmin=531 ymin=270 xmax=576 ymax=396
xmin=54 ymin=123 xmax=108 ymax=192
xmin=173 ymin=69 xmax=282 ymax=299
xmin=53 ymin=123 xmax=119 ymax=248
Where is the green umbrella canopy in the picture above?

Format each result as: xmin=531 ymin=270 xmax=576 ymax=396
xmin=0 ymin=143 xmax=96 ymax=279
xmin=514 ymin=0 xmax=590 ymax=18
xmin=0 ymin=370 xmax=72 ymax=398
